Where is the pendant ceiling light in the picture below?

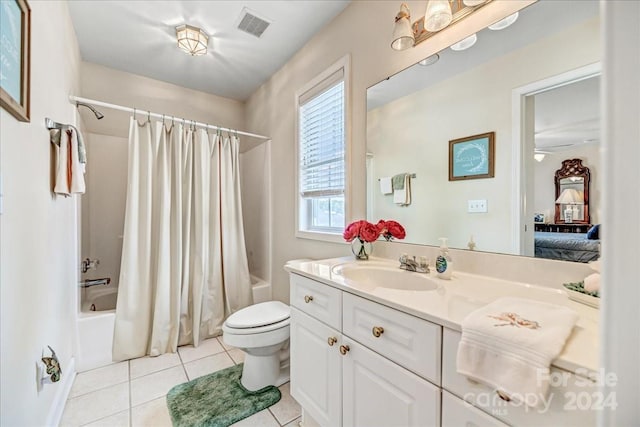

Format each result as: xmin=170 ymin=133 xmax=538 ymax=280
xmin=424 ymin=0 xmax=453 ymax=32
xmin=176 ymin=24 xmax=209 ymax=56
xmin=391 ymin=3 xmax=415 ymax=51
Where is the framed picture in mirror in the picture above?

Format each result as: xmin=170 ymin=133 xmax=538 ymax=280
xmin=449 ymin=132 xmax=495 ymax=181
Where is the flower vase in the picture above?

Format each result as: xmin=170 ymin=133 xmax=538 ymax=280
xmin=351 ymin=239 xmax=373 ymax=260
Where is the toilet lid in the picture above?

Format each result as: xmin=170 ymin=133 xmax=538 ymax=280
xmin=225 ymin=301 xmax=290 ymax=329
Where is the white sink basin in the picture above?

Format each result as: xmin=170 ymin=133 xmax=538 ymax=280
xmin=332 ymin=262 xmax=439 ymax=291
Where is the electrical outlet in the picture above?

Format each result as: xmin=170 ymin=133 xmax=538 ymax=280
xmin=468 ymin=199 xmax=488 ymax=213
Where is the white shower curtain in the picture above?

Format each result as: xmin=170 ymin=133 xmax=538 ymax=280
xmin=113 ymin=118 xmax=252 ymax=360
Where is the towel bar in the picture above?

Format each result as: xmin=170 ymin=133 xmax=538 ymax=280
xmin=378 ymin=173 xmax=416 ymax=181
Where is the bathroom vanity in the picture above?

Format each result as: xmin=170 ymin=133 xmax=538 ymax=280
xmin=285 ymin=258 xmax=600 ymax=427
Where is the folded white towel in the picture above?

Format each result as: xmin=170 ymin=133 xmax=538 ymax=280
xmin=457 ymin=297 xmax=578 ymax=408
xmin=379 ymin=177 xmax=393 ymax=195
xmin=393 ymin=174 xmax=411 ymax=205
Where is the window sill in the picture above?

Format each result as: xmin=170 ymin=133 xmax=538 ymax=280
xmin=296 ymin=229 xmax=345 ymax=244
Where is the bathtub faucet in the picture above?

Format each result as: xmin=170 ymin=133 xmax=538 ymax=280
xmin=80 ymin=278 xmax=111 ymax=288
xmin=81 ymin=258 xmax=100 ymax=273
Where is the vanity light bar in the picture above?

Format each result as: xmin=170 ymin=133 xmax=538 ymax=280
xmin=412 ymin=0 xmax=493 ymax=48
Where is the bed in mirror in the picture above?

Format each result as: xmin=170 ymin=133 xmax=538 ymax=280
xmin=366 ymin=0 xmax=601 ymax=263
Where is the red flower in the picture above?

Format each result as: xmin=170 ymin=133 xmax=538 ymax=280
xmin=385 ymin=220 xmax=406 ymax=240
xmin=343 ymin=220 xmax=380 ymax=243
xmin=360 ymin=222 xmax=380 ymax=243
xmin=344 ymin=219 xmax=405 ymax=243
xmin=343 ymin=220 xmax=363 ymax=242
xmin=376 ymin=220 xmax=406 ymax=241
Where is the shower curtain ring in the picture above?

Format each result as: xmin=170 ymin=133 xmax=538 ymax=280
xmin=133 ymin=107 xmax=136 ymax=121
xmin=147 ymin=111 xmax=151 ymax=123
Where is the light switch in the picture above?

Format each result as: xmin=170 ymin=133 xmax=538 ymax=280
xmin=468 ymin=199 xmax=488 ymax=213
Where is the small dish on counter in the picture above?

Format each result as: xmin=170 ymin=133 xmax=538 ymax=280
xmin=563 ymin=281 xmax=600 ymax=308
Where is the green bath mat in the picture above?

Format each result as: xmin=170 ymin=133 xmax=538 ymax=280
xmin=166 ymin=363 xmax=281 ymax=427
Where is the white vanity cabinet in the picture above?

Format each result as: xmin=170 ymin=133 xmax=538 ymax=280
xmin=290 ymin=273 xmax=441 ymax=427
xmin=289 ymin=270 xmax=597 ymax=427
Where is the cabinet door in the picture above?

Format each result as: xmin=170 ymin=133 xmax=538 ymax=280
xmin=442 ymin=391 xmax=508 ymax=427
xmin=342 ymin=339 xmax=440 ymax=427
xmin=290 ymin=307 xmax=342 ymax=427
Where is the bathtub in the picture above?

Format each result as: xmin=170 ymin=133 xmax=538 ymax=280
xmin=76 ymin=286 xmax=118 ymax=371
xmin=75 ymin=274 xmax=272 ymax=371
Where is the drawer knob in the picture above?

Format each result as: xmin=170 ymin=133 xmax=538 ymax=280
xmin=372 ymin=326 xmax=384 ymax=337
xmin=496 ymin=390 xmax=511 ymax=402
xmin=304 ymin=295 xmax=314 ymax=303
xmin=339 ymin=345 xmax=350 ymax=355
xmin=327 ymin=337 xmax=337 ymax=346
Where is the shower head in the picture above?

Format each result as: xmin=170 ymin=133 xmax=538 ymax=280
xmin=76 ymin=102 xmax=104 ymax=120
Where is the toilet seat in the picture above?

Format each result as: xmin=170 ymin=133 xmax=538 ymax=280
xmin=223 ymin=301 xmax=290 ymax=335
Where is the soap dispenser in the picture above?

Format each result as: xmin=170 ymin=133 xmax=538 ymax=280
xmin=436 ymin=238 xmax=453 ymax=280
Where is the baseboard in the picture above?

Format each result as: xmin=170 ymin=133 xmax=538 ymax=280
xmin=45 ymin=356 xmax=76 ymax=427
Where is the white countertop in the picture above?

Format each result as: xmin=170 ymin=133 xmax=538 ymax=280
xmin=284 ymin=256 xmax=599 ymax=379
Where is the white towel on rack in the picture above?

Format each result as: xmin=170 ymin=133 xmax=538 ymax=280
xmin=69 ymin=128 xmax=86 ymax=194
xmin=456 ymin=297 xmax=578 ymax=408
xmin=54 ymin=129 xmax=85 ymax=196
xmin=393 ymin=174 xmax=411 ymax=205
xmin=54 ymin=131 xmax=71 ymax=197
xmin=379 ymin=177 xmax=393 ymax=195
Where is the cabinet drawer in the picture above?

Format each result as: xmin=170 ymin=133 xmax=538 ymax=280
xmin=442 ymin=391 xmax=507 ymax=427
xmin=290 ymin=274 xmax=342 ymax=330
xmin=442 ymin=328 xmax=597 ymax=426
xmin=343 ymin=293 xmax=441 ymax=384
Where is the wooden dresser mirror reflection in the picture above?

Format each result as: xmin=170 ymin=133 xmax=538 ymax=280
xmin=554 ymin=159 xmax=591 ymax=225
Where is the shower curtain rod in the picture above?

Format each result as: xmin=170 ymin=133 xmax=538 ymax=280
xmin=68 ymin=95 xmax=271 ymax=140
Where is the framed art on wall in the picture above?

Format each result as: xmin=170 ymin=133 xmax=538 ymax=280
xmin=449 ymin=132 xmax=495 ymax=181
xmin=0 ymin=0 xmax=31 ymax=122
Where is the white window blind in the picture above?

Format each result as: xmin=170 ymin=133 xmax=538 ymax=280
xmin=299 ymin=70 xmax=345 ymax=200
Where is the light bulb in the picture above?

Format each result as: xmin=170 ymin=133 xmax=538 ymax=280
xmin=463 ymin=0 xmax=487 ymax=6
xmin=391 ymin=3 xmax=415 ymax=51
xmin=488 ymin=12 xmax=519 ymax=31
xmin=450 ymin=33 xmax=477 ymax=51
xmin=424 ymin=0 xmax=453 ymax=32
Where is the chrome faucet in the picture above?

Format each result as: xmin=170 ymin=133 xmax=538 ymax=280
xmin=399 ymin=254 xmax=430 ymax=273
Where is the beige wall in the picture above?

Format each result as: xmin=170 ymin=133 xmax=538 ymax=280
xmin=368 ymin=18 xmax=599 ymax=254
xmin=244 ymin=0 xmax=532 ymax=303
xmin=79 ymin=61 xmax=246 ymax=144
xmin=0 ymin=1 xmax=81 ymax=425
xmin=240 ymin=142 xmax=272 ymax=281
xmin=80 ymin=133 xmax=128 ymax=294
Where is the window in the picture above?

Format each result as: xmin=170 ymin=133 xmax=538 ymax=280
xmin=296 ymin=56 xmax=349 ymax=239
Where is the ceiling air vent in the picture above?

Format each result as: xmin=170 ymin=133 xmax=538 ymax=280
xmin=237 ymin=9 xmax=271 ymax=38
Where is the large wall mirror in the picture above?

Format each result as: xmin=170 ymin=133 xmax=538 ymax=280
xmin=366 ymin=0 xmax=601 ymax=263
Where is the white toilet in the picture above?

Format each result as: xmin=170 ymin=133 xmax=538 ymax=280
xmin=222 ymin=301 xmax=291 ymax=391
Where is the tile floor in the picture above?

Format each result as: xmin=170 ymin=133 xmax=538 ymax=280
xmin=60 ymin=337 xmax=301 ymax=427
